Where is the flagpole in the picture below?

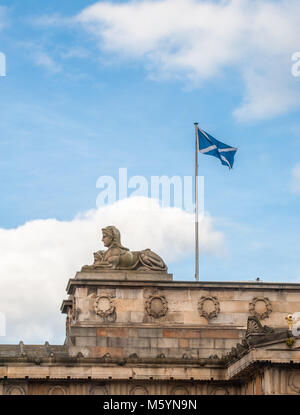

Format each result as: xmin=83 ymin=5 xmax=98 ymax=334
xmin=194 ymin=122 xmax=199 ymax=281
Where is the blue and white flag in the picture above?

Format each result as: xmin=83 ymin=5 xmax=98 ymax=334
xmin=198 ymin=127 xmax=237 ymax=169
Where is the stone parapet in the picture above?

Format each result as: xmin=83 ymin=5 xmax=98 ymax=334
xmin=62 ymin=274 xmax=300 ymax=362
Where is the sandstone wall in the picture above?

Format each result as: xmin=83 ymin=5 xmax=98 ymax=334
xmin=66 ymin=277 xmax=300 ymax=359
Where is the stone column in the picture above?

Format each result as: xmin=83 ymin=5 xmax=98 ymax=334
xmin=280 ymin=369 xmax=287 ymax=394
xmin=264 ymin=368 xmax=272 ymax=395
xmin=273 ymin=368 xmax=280 ymax=394
xmin=255 ymin=374 xmax=262 ymax=395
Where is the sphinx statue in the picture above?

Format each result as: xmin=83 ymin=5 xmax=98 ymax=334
xmin=82 ymin=226 xmax=168 ymax=272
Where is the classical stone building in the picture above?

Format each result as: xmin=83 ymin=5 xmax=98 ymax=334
xmin=1 ymin=226 xmax=300 ymax=395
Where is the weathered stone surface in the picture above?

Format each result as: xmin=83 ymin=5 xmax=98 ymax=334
xmin=69 ymin=327 xmax=97 ymax=337
xmin=127 ymin=338 xmax=150 ymax=348
xmin=150 ymin=338 xmax=179 ymax=348
xmin=130 ymin=312 xmax=144 ymax=323
xmin=96 ymin=328 xmax=128 ymax=337
xmin=178 ymin=339 xmax=189 ymax=348
xmin=75 ymin=337 xmax=97 ymax=347
xmin=96 ymin=337 xmax=108 ymax=347
xmin=214 ymin=339 xmax=239 ymax=349
xmin=75 ymin=271 xmax=173 ymax=281
xmin=200 ymin=329 xmax=241 ymax=339
xmin=138 ymin=328 xmax=163 ymax=338
xmin=163 ymin=329 xmax=201 ymax=338
xmin=189 ymin=338 xmax=214 ymax=348
xmin=107 ymin=337 xmax=128 ymax=348
xmin=89 ymin=346 xmax=123 ymax=358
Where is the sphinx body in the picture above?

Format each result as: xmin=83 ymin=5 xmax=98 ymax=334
xmin=83 ymin=226 xmax=167 ymax=272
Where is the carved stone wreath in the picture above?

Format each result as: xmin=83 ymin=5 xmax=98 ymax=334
xmin=129 ymin=385 xmax=149 ymax=395
xmin=210 ymin=387 xmax=229 ymax=395
xmin=170 ymin=385 xmax=189 ymax=395
xmin=6 ymin=386 xmax=26 ymax=395
xmin=48 ymin=386 xmax=67 ymax=395
xmin=198 ymin=296 xmax=220 ymax=321
xmin=288 ymin=372 xmax=300 ymax=393
xmin=94 ymin=295 xmax=115 ymax=318
xmin=90 ymin=385 xmax=109 ymax=395
xmin=145 ymin=294 xmax=168 ymax=318
xmin=249 ymin=297 xmax=272 ymax=320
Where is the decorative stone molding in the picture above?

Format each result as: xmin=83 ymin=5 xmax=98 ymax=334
xmin=90 ymin=385 xmax=109 ymax=395
xmin=6 ymin=386 xmax=25 ymax=395
xmin=246 ymin=316 xmax=274 ymax=337
xmin=129 ymin=386 xmax=148 ymax=395
xmin=219 ymin=317 xmax=288 ymax=365
xmin=48 ymin=386 xmax=67 ymax=395
xmin=97 ymin=288 xmax=116 ymax=298
xmin=170 ymin=385 xmax=189 ymax=395
xmin=145 ymin=293 xmax=168 ymax=318
xmin=70 ymin=296 xmax=80 ymax=321
xmin=288 ymin=373 xmax=300 ymax=393
xmin=94 ymin=295 xmax=115 ymax=318
xmin=87 ymin=287 xmax=97 ymax=296
xmin=210 ymin=387 xmax=229 ymax=395
xmin=249 ymin=297 xmax=272 ymax=320
xmin=198 ymin=296 xmax=220 ymax=320
xmin=246 ymin=317 xmax=262 ymax=334
xmin=66 ymin=314 xmax=71 ymax=336
xmin=71 ymin=296 xmax=76 ymax=320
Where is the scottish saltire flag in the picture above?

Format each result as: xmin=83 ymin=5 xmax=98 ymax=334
xmin=198 ymin=127 xmax=237 ymax=169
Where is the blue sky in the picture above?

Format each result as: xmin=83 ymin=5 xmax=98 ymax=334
xmin=0 ymin=0 xmax=300 ymax=343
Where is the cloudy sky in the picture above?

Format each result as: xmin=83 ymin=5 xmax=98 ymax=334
xmin=0 ymin=0 xmax=300 ymax=344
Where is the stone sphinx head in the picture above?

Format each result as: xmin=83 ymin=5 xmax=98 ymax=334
xmin=101 ymin=226 xmax=129 ymax=251
xmin=82 ymin=225 xmax=168 ymax=272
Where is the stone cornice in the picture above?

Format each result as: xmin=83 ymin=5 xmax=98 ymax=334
xmin=61 ymin=299 xmax=72 ymax=314
xmin=65 ymin=279 xmax=300 ymax=295
xmin=227 ymin=347 xmax=300 ymax=380
xmin=1 ymin=347 xmax=300 ymax=382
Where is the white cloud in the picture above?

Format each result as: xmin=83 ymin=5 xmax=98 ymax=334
xmin=291 ymin=163 xmax=300 ymax=194
xmin=34 ymin=51 xmax=62 ymax=73
xmin=0 ymin=197 xmax=224 ymax=344
xmin=18 ymin=42 xmax=62 ymax=74
xmin=75 ymin=0 xmax=300 ymax=121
